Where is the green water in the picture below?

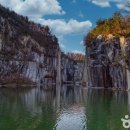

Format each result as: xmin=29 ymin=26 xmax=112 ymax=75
xmin=0 ymin=86 xmax=130 ymax=130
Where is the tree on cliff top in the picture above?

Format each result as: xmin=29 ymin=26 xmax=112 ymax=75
xmin=84 ymin=12 xmax=130 ymax=45
xmin=0 ymin=4 xmax=59 ymax=51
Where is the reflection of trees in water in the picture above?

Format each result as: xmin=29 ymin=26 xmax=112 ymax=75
xmin=87 ymin=89 xmax=129 ymax=130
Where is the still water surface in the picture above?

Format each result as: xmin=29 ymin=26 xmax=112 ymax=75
xmin=0 ymin=86 xmax=130 ymax=130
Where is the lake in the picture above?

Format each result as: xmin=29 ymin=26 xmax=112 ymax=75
xmin=0 ymin=86 xmax=129 ymax=130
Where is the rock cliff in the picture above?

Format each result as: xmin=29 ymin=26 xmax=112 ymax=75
xmin=85 ymin=34 xmax=130 ymax=90
xmin=0 ymin=4 xmax=84 ymax=85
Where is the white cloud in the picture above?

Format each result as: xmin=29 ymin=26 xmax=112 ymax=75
xmin=0 ymin=0 xmax=92 ymax=37
xmin=59 ymin=43 xmax=65 ymax=49
xmin=91 ymin=0 xmax=110 ymax=7
xmin=0 ymin=0 xmax=65 ymax=18
xmin=0 ymin=0 xmax=92 ymax=53
xmin=116 ymin=1 xmax=130 ymax=12
xmin=35 ymin=18 xmax=92 ymax=36
xmin=88 ymin=0 xmax=130 ymax=9
xmin=80 ymin=41 xmax=84 ymax=45
xmin=72 ymin=50 xmax=85 ymax=54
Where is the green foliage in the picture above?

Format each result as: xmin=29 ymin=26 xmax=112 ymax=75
xmin=85 ymin=11 xmax=130 ymax=44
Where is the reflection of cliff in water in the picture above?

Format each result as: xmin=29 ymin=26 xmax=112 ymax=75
xmin=0 ymin=87 xmax=130 ymax=130
xmin=0 ymin=86 xmax=87 ymax=130
xmin=55 ymin=85 xmax=87 ymax=130
xmin=87 ymin=89 xmax=129 ymax=130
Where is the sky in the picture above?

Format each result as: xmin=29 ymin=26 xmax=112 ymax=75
xmin=0 ymin=0 xmax=129 ymax=54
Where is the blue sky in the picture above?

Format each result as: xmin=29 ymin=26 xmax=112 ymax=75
xmin=0 ymin=0 xmax=128 ymax=54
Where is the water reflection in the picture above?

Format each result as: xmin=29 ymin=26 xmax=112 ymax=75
xmin=0 ymin=87 xmax=130 ymax=130
xmin=55 ymin=85 xmax=87 ymax=130
xmin=87 ymin=89 xmax=130 ymax=130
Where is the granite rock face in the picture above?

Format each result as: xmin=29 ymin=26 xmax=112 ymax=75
xmin=61 ymin=54 xmax=84 ymax=83
xmin=86 ymin=34 xmax=130 ymax=89
xmin=0 ymin=5 xmax=84 ymax=85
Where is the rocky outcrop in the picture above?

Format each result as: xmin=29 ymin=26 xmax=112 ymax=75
xmin=0 ymin=4 xmax=58 ymax=85
xmin=0 ymin=4 xmax=85 ymax=85
xmin=85 ymin=34 xmax=130 ymax=90
xmin=61 ymin=53 xmax=85 ymax=83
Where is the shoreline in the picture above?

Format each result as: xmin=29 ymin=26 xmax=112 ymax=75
xmin=0 ymin=83 xmax=130 ymax=92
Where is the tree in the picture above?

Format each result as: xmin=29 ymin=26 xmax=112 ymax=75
xmin=85 ymin=11 xmax=124 ymax=43
xmin=96 ymin=18 xmax=106 ymax=26
xmin=44 ymin=26 xmax=50 ymax=33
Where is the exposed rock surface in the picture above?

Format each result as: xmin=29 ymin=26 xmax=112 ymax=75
xmin=0 ymin=5 xmax=84 ymax=85
xmin=61 ymin=53 xmax=84 ymax=83
xmin=86 ymin=34 xmax=130 ymax=89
